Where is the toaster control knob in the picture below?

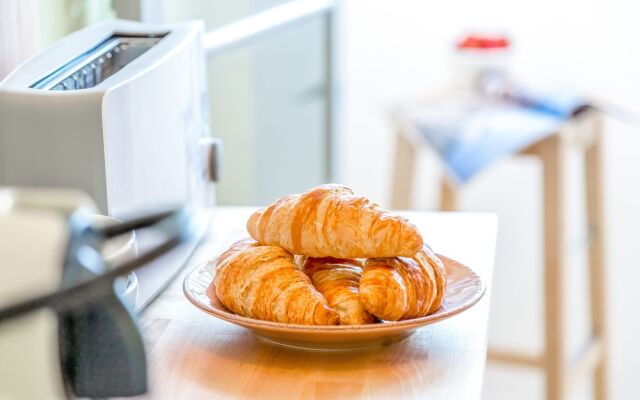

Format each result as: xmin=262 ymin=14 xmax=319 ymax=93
xmin=201 ymin=138 xmax=222 ymax=183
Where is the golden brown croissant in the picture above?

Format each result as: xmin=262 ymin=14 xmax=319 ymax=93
xmin=359 ymin=246 xmax=446 ymax=321
xmin=247 ymin=184 xmax=423 ymax=258
xmin=298 ymin=256 xmax=376 ymax=325
xmin=212 ymin=238 xmax=339 ymax=325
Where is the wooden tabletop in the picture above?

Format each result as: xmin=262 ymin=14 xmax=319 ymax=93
xmin=138 ymin=207 xmax=497 ymax=399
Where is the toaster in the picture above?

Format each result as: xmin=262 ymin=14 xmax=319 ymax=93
xmin=0 ymin=187 xmax=196 ymax=398
xmin=0 ymin=20 xmax=218 ymax=307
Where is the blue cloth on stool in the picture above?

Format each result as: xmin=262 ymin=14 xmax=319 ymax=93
xmin=401 ymin=92 xmax=586 ymax=182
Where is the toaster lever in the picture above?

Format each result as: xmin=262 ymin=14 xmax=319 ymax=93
xmin=202 ymin=138 xmax=223 ymax=183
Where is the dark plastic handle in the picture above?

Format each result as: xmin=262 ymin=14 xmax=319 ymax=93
xmin=0 ymin=207 xmax=195 ymax=323
xmin=59 ymin=294 xmax=147 ymax=397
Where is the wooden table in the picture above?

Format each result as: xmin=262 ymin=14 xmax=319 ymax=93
xmin=138 ymin=207 xmax=497 ymax=399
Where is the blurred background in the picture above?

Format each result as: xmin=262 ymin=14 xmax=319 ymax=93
xmin=2 ymin=0 xmax=639 ymax=399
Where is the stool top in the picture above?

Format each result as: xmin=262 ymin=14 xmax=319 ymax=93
xmin=395 ymin=89 xmax=589 ymax=182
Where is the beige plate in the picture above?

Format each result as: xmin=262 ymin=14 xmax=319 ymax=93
xmin=183 ymin=255 xmax=485 ymax=351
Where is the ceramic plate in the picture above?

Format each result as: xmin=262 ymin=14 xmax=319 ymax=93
xmin=183 ymin=254 xmax=485 ymax=351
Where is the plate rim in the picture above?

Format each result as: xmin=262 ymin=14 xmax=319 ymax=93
xmin=183 ymin=254 xmax=486 ymax=332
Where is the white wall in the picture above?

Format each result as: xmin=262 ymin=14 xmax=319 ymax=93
xmin=342 ymin=0 xmax=640 ymax=203
xmin=0 ymin=0 xmax=39 ymax=80
xmin=342 ymin=1 xmax=640 ymax=399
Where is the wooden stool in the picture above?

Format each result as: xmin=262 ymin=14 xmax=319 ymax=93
xmin=391 ymin=110 xmax=608 ymax=400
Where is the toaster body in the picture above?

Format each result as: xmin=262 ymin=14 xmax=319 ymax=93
xmin=0 ymin=19 xmax=211 ymax=216
xmin=0 ymin=20 xmax=214 ymax=308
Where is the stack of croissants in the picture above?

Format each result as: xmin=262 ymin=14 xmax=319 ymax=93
xmin=208 ymin=184 xmax=447 ymax=325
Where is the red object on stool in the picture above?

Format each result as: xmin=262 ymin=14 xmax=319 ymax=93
xmin=457 ymin=35 xmax=510 ymax=50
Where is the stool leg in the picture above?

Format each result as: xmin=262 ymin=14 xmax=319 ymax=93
xmin=541 ymin=134 xmax=566 ymax=400
xmin=440 ymin=178 xmax=457 ymax=211
xmin=585 ymin=118 xmax=608 ymax=400
xmin=391 ymin=126 xmax=417 ymax=210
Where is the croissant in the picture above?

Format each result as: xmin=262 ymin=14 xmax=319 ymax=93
xmin=247 ymin=184 xmax=423 ymax=258
xmin=298 ymin=256 xmax=376 ymax=325
xmin=212 ymin=238 xmax=339 ymax=325
xmin=359 ymin=246 xmax=446 ymax=321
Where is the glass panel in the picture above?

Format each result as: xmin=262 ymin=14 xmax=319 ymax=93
xmin=163 ymin=2 xmax=329 ymax=205
xmin=252 ymin=16 xmax=329 ymax=205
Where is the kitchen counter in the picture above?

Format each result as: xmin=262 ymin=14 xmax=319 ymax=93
xmin=138 ymin=207 xmax=497 ymax=399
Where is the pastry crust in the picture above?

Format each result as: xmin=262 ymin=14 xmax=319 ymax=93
xmin=299 ymin=256 xmax=376 ymax=325
xmin=359 ymin=246 xmax=446 ymax=321
xmin=247 ymin=184 xmax=423 ymax=258
xmin=212 ymin=238 xmax=339 ymax=325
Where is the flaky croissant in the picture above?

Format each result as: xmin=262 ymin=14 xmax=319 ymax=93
xmin=359 ymin=246 xmax=446 ymax=321
xmin=298 ymin=257 xmax=376 ymax=325
xmin=247 ymin=184 xmax=423 ymax=258
xmin=212 ymin=238 xmax=339 ymax=325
